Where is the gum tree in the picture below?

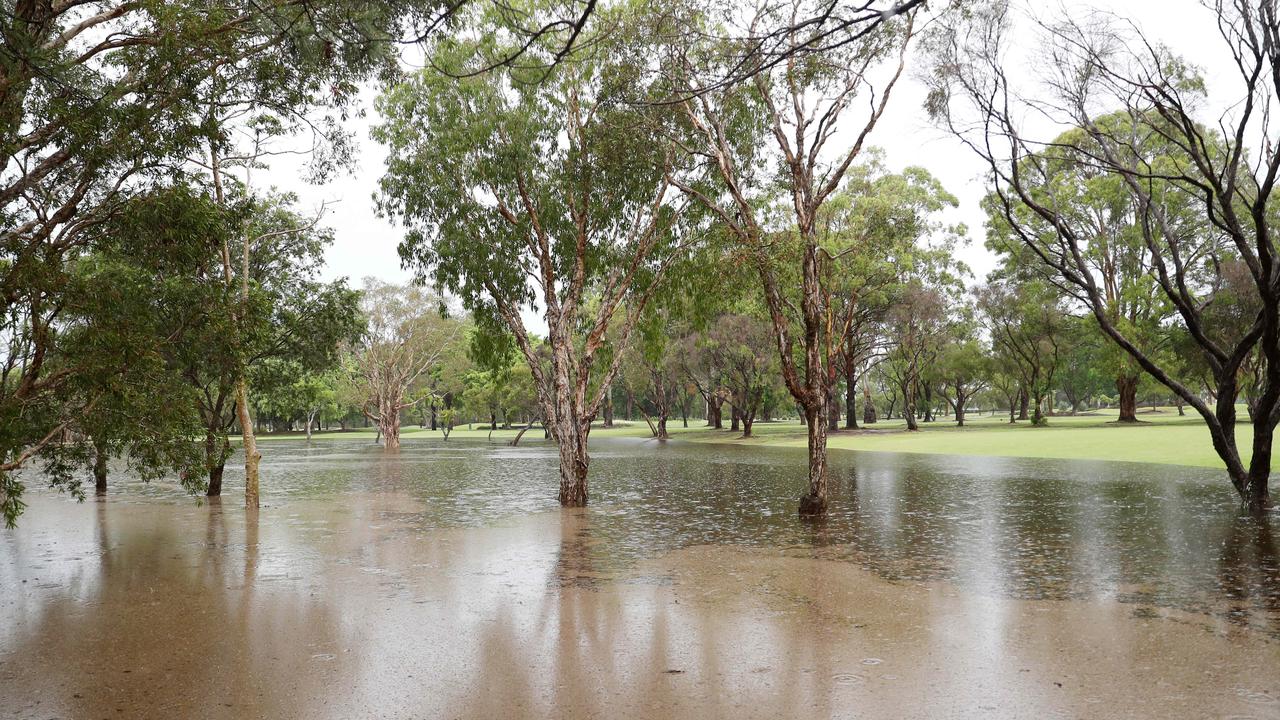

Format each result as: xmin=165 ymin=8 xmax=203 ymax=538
xmin=929 ymin=1 xmax=1280 ymax=508
xmin=661 ymin=0 xmax=922 ymax=514
xmin=375 ymin=13 xmax=687 ymax=505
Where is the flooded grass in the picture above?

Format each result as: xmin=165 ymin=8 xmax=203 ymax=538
xmin=1 ymin=437 xmax=1277 ymax=718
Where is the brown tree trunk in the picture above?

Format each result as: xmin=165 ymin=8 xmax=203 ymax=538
xmin=602 ymin=390 xmax=613 ymax=427
xmin=92 ymin=437 xmax=108 ymax=494
xmin=204 ymin=428 xmax=225 ymax=497
xmin=741 ymin=410 xmax=755 ymax=437
xmin=862 ymin=385 xmax=877 ymax=424
xmin=827 ymin=382 xmax=841 ymax=432
xmin=709 ymin=396 xmax=723 ymax=428
xmin=798 ymin=401 xmax=829 ymax=516
xmin=730 ymin=405 xmax=740 ymax=432
xmin=1116 ymin=374 xmax=1139 ymax=422
xmin=903 ymin=382 xmax=919 ymax=431
xmin=1017 ymin=389 xmax=1030 ymax=421
xmin=555 ymin=420 xmax=590 ymax=506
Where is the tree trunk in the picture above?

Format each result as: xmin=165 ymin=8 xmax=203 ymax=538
xmin=430 ymin=403 xmax=438 ymax=431
xmin=741 ymin=411 xmax=755 ymax=437
xmin=922 ymin=383 xmax=934 ymax=423
xmin=92 ymin=437 xmax=108 ymax=494
xmin=903 ymin=382 xmax=919 ymax=431
xmin=845 ymin=376 xmax=859 ymax=429
xmin=708 ymin=396 xmax=723 ymax=428
xmin=602 ymin=390 xmax=614 ymax=427
xmin=862 ymin=385 xmax=877 ymax=425
xmin=235 ymin=380 xmax=261 ymax=509
xmin=1017 ymin=389 xmax=1030 ymax=421
xmin=510 ymin=416 xmax=540 ymax=446
xmin=554 ymin=420 xmax=590 ymax=506
xmin=730 ymin=405 xmax=740 ymax=432
xmin=827 ymin=382 xmax=840 ymax=432
xmin=798 ymin=401 xmax=829 ymax=516
xmin=1116 ymin=374 xmax=1139 ymax=422
xmin=955 ymin=391 xmax=967 ymax=427
xmin=205 ymin=429 xmax=225 ymax=497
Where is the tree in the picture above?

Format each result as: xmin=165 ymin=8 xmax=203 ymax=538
xmin=977 ymin=281 xmax=1068 ymax=426
xmin=929 ymin=1 xmax=1280 ymax=508
xmin=663 ymin=0 xmax=920 ymax=515
xmin=706 ymin=314 xmax=780 ymax=437
xmin=350 ymin=280 xmax=462 ymax=450
xmin=934 ymin=324 xmax=991 ymax=427
xmin=881 ymin=284 xmax=950 ymax=430
xmin=375 ymin=13 xmax=688 ymax=505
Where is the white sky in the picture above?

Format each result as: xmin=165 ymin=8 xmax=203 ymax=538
xmin=259 ymin=1 xmax=1227 ymax=294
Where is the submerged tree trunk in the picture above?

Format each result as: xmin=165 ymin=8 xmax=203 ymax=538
xmin=92 ymin=437 xmax=108 ymax=494
xmin=552 ymin=419 xmax=591 ymax=506
xmin=798 ymin=401 xmax=829 ymax=516
xmin=236 ymin=380 xmax=262 ymax=509
xmin=1116 ymin=374 xmax=1139 ymax=422
xmin=204 ymin=429 xmax=226 ymax=497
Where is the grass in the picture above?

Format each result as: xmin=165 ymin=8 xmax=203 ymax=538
xmin=254 ymin=405 xmax=1257 ymax=471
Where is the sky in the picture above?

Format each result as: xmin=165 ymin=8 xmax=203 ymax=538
xmin=258 ymin=1 xmax=1228 ymax=293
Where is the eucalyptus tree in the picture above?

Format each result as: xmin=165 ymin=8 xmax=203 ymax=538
xmin=933 ymin=325 xmax=991 ymax=427
xmin=928 ymin=2 xmax=1280 ymax=508
xmin=350 ymin=280 xmax=462 ymax=450
xmin=375 ymin=12 xmax=688 ymax=505
xmin=661 ymin=0 xmax=923 ymax=514
xmin=881 ymin=284 xmax=950 ymax=430
xmin=0 ymin=1 xmax=410 ymax=514
xmin=979 ymin=115 xmax=1181 ymax=423
xmin=706 ymin=314 xmax=781 ymax=438
xmin=977 ymin=281 xmax=1069 ymax=426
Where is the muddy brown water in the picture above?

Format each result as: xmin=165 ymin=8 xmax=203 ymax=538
xmin=1 ymin=437 xmax=1278 ymax=719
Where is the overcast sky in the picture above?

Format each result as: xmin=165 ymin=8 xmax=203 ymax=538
xmin=258 ymin=1 xmax=1227 ymax=294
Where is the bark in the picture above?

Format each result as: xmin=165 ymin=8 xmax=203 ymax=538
xmin=827 ymin=382 xmax=841 ymax=432
xmin=730 ymin=406 xmax=740 ymax=432
xmin=1116 ymin=374 xmax=1139 ymax=422
xmin=92 ymin=437 xmax=108 ymax=494
xmin=845 ymin=375 xmax=859 ymax=429
xmin=862 ymin=384 xmax=877 ymax=424
xmin=1017 ymin=389 xmax=1030 ymax=421
xmin=236 ymin=380 xmax=262 ymax=508
xmin=553 ymin=419 xmax=591 ymax=506
xmin=708 ymin=395 xmax=723 ymax=428
xmin=903 ymin=382 xmax=919 ymax=431
xmin=510 ymin=416 xmax=540 ymax=446
xmin=602 ymin=390 xmax=613 ymax=427
xmin=798 ymin=402 xmax=829 ymax=516
xmin=204 ymin=429 xmax=226 ymax=497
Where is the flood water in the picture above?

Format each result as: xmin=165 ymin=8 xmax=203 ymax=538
xmin=2 ymin=437 xmax=1278 ymax=718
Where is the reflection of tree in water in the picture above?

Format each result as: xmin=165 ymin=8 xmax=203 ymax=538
xmin=1 ymin=501 xmax=350 ymax=718
xmin=551 ymin=509 xmax=601 ymax=589
xmin=1215 ymin=515 xmax=1280 ymax=638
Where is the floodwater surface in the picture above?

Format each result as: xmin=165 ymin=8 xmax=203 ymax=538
xmin=1 ymin=436 xmax=1278 ymax=719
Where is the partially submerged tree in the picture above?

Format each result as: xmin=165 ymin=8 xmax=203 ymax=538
xmin=662 ymin=0 xmax=922 ymax=514
xmin=375 ymin=11 xmax=688 ymax=504
xmin=350 ymin=280 xmax=461 ymax=450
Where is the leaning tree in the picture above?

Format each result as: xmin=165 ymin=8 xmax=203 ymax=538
xmin=929 ymin=1 xmax=1280 ymax=509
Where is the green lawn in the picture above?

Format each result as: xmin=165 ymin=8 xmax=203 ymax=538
xmin=256 ymin=406 xmax=1256 ymax=471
